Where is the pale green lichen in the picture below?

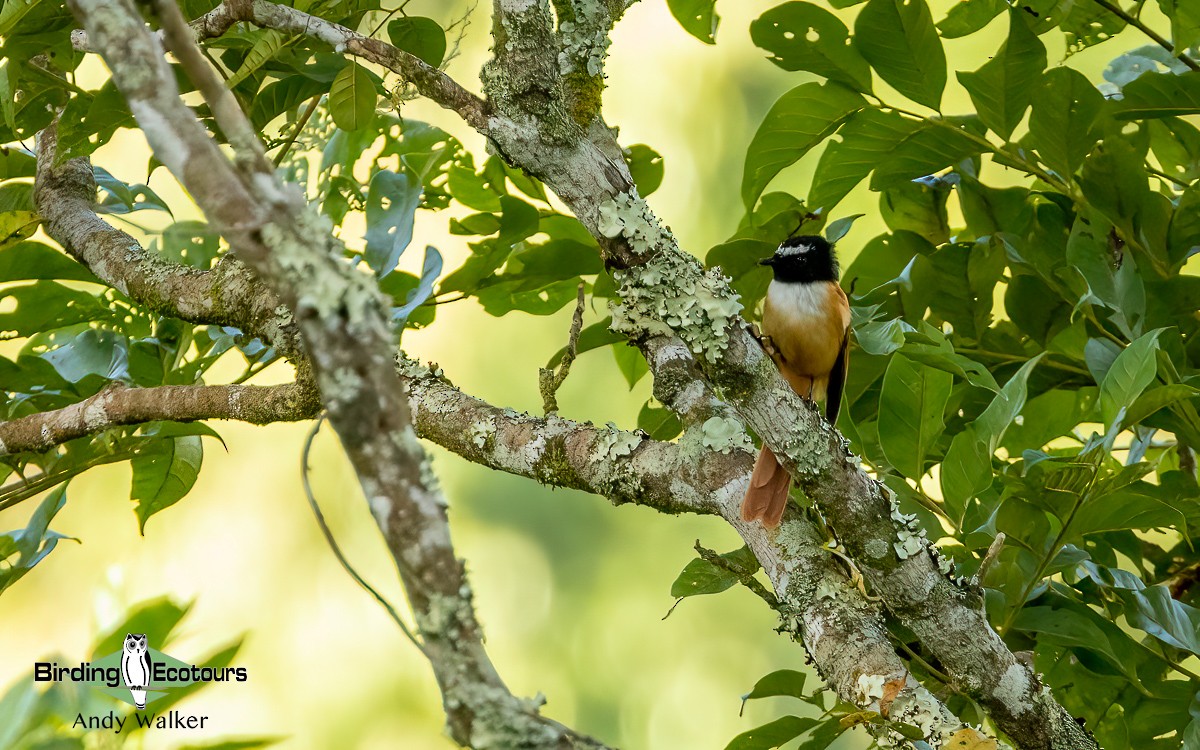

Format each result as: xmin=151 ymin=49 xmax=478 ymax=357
xmin=878 ymin=685 xmax=965 ymax=749
xmin=699 ymin=416 xmax=753 ymax=454
xmin=470 ymin=419 xmax=495 ymax=449
xmin=855 ymin=673 xmax=886 ymax=705
xmin=608 ymin=217 xmax=743 ymax=364
xmin=556 ymin=20 xmax=609 ymax=77
xmin=889 ymin=492 xmax=929 ymax=561
xmin=593 ymin=422 xmax=642 ymax=461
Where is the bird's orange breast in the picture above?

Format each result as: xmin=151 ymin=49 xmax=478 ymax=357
xmin=762 ymin=280 xmax=849 ymax=399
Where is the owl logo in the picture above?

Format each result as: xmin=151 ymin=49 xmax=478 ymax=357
xmin=120 ymin=633 xmax=151 ymax=710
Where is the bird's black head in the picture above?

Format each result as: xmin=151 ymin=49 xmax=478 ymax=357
xmin=760 ymin=235 xmax=838 ymax=284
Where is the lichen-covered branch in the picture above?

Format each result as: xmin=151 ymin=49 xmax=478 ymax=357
xmin=33 ymin=124 xmax=299 ymax=359
xmin=471 ymin=15 xmax=1092 ymax=750
xmin=0 ymin=381 xmax=317 ymax=456
xmin=67 ymin=2 xmax=611 ymax=746
xmin=72 ymin=0 xmax=490 ymax=131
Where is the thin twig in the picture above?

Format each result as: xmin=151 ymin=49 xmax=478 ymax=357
xmin=693 ymin=540 xmax=781 ymax=610
xmin=300 ymin=416 xmax=428 ymax=656
xmin=272 ymin=94 xmax=321 ymax=167
xmin=1089 ymin=0 xmax=1200 ymax=72
xmin=539 ymin=283 xmax=586 ymax=414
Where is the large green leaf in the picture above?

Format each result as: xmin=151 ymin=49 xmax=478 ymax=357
xmin=387 ymin=17 xmax=446 ymax=67
xmin=869 ymin=120 xmax=984 ymax=189
xmin=724 ymin=716 xmax=819 ymax=750
xmin=1029 ymin=67 xmax=1105 ymax=179
xmin=1099 ymin=329 xmax=1164 ymax=426
xmin=1114 ymin=71 xmax=1200 ymax=120
xmin=365 ymin=167 xmax=423 ymax=277
xmin=668 ymin=0 xmax=720 ymax=44
xmin=669 ymin=546 xmax=758 ymax=599
xmin=741 ymin=82 xmax=865 ymax=208
xmin=941 ymin=355 xmax=1042 ymax=514
xmin=750 ymin=2 xmax=872 ymax=92
xmin=226 ymin=29 xmax=288 ymax=89
xmin=0 ymin=486 xmax=74 ymax=596
xmin=937 ymin=0 xmax=1006 ymax=38
xmin=131 ymin=431 xmax=205 ymax=533
xmin=1157 ymin=0 xmax=1200 ymax=49
xmin=741 ymin=670 xmax=808 ymax=703
xmin=853 ymin=0 xmax=946 ymax=110
xmin=328 ymin=61 xmax=377 ymax=132
xmin=0 ymin=281 xmax=111 ymax=336
xmin=808 ymin=108 xmax=919 ymax=211
xmin=956 ymin=11 xmax=1046 ymax=139
xmin=878 ymin=355 xmax=952 ymax=479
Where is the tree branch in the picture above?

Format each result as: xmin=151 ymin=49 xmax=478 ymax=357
xmin=68 ymin=2 xmax=610 ymax=746
xmin=33 ymin=123 xmax=299 ymax=359
xmin=0 ymin=381 xmax=317 ymax=456
xmin=71 ymin=0 xmax=491 ymax=131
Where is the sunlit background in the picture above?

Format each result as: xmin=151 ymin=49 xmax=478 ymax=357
xmin=0 ymin=0 xmax=1172 ymax=747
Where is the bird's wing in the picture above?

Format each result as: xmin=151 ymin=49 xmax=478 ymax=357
xmin=826 ymin=285 xmax=851 ymax=424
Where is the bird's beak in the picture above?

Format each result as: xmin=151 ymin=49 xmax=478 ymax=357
xmin=759 ymin=256 xmax=776 ymax=267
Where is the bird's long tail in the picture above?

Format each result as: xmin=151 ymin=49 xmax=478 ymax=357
xmin=739 ymin=444 xmax=791 ymax=528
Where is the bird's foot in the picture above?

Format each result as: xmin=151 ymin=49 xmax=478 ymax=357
xmin=750 ymin=324 xmax=780 ymax=359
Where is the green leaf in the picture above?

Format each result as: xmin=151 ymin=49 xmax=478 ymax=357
xmin=0 ymin=241 xmax=98 ymax=283
xmin=329 ymin=62 xmax=377 ymax=132
xmin=941 ymin=355 xmax=1041 ymax=513
xmin=750 ymin=2 xmax=873 ymax=92
xmin=741 ymin=669 xmax=808 ymax=703
xmin=1062 ymin=0 xmax=1126 ymax=56
xmin=669 ymin=555 xmax=740 ymax=598
xmin=1114 ymin=71 xmax=1200 ymax=120
xmin=1028 ymin=67 xmax=1104 ymax=179
xmin=613 ymin=343 xmax=649 ymax=388
xmin=668 ymin=0 xmax=720 ymax=43
xmin=937 ymin=0 xmax=1006 ymax=38
xmin=1099 ymin=329 xmax=1164 ymax=426
xmin=1125 ymin=384 xmax=1199 ymax=426
xmin=226 ymin=30 xmax=288 ymax=89
xmin=0 ymin=0 xmax=42 ymax=36
xmin=638 ymin=402 xmax=683 ymax=441
xmin=250 ymin=75 xmax=326 ymax=131
xmin=0 ymin=486 xmax=74 ymax=596
xmin=878 ymin=355 xmax=952 ymax=480
xmin=161 ymin=221 xmax=222 ymax=270
xmin=1158 ymin=0 xmax=1200 ymax=49
xmin=365 ymin=168 xmax=423 ymax=277
xmin=956 ymin=11 xmax=1046 ymax=139
xmin=724 ymin=716 xmax=818 ymax=750
xmin=131 ymin=434 xmax=204 ymax=534
xmin=742 ymin=82 xmax=866 ymax=208
xmin=94 ymin=597 xmax=192 ymax=656
xmin=880 ymin=177 xmax=950 ymax=245
xmin=387 ymin=17 xmax=447 ymax=67
xmin=1012 ymin=603 xmax=1147 ymax=686
xmin=391 ymin=246 xmax=443 ymax=324
xmin=0 ymin=281 xmax=111 ymax=336
xmin=825 ymin=213 xmax=863 ymax=243
xmin=854 ymin=0 xmax=946 ymax=110
xmin=869 ymin=120 xmax=985 ymax=189
xmin=625 ymin=144 xmax=664 ymax=197
xmin=808 ymin=108 xmax=918 ymax=212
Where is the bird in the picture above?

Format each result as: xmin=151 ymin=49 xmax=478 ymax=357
xmin=740 ymin=235 xmax=850 ymax=529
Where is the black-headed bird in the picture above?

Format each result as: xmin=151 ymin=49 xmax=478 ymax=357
xmin=740 ymin=235 xmax=850 ymax=529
